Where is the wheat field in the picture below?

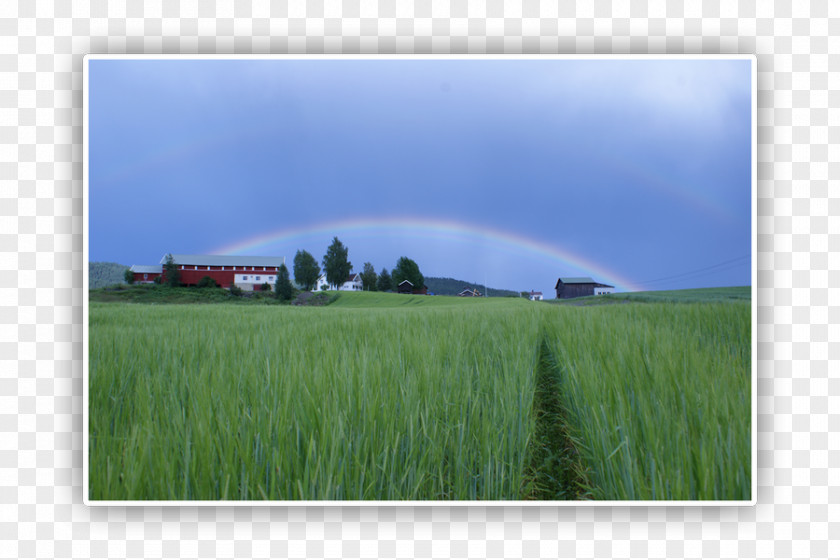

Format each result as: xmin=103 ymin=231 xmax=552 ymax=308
xmin=88 ymin=292 xmax=751 ymax=501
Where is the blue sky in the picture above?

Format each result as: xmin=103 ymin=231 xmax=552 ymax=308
xmin=88 ymin=57 xmax=752 ymax=295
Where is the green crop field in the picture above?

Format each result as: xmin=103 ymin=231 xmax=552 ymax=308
xmin=88 ymin=290 xmax=752 ymax=501
xmin=542 ymin=302 xmax=752 ymax=500
xmin=328 ymin=290 xmax=505 ymax=308
xmin=551 ymin=286 xmax=752 ymax=305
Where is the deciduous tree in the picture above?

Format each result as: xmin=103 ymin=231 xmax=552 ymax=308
xmin=322 ymin=237 xmax=352 ymax=290
xmin=360 ymin=262 xmax=378 ymax=291
xmin=293 ymin=250 xmax=320 ymax=291
xmin=391 ymin=257 xmax=423 ymax=290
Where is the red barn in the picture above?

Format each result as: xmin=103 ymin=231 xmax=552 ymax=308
xmin=130 ymin=265 xmax=162 ymax=284
xmin=132 ymin=254 xmax=286 ymax=290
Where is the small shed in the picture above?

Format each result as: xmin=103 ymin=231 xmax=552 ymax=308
xmin=528 ymin=291 xmax=543 ymax=301
xmin=397 ymin=280 xmax=414 ymax=294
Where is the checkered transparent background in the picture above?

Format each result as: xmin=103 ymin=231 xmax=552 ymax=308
xmin=2 ymin=1 xmax=837 ymax=558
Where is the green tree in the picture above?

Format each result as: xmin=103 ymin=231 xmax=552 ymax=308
xmin=360 ymin=262 xmax=378 ymax=291
xmin=197 ymin=276 xmax=218 ymax=288
xmin=124 ymin=268 xmax=135 ymax=284
xmin=275 ymin=263 xmax=293 ymax=301
xmin=293 ymin=250 xmax=321 ymax=291
xmin=377 ymin=267 xmax=392 ymax=292
xmin=322 ymin=237 xmax=352 ymax=290
xmin=163 ymin=253 xmax=180 ymax=287
xmin=391 ymin=257 xmax=424 ymax=290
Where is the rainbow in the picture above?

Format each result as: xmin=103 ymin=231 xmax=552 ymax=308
xmin=210 ymin=217 xmax=643 ymax=292
xmin=603 ymin=152 xmax=736 ymax=224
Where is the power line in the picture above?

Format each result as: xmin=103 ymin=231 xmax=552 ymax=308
xmin=632 ymin=255 xmax=751 ymax=286
xmin=635 ymin=261 xmax=750 ymax=287
xmin=632 ymin=255 xmax=750 ymax=286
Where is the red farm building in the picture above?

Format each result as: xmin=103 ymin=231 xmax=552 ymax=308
xmin=129 ymin=264 xmax=162 ymax=284
xmin=131 ymin=254 xmax=286 ymax=291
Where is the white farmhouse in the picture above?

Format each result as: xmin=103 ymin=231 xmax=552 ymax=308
xmin=315 ymin=273 xmax=363 ymax=291
xmin=314 ymin=274 xmax=331 ymax=291
xmin=339 ymin=273 xmax=363 ymax=291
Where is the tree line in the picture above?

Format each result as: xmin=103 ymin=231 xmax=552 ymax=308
xmin=275 ymin=236 xmax=424 ymax=302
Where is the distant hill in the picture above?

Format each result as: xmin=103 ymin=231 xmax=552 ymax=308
xmin=424 ymin=277 xmax=519 ymax=298
xmin=89 ymin=262 xmax=129 ymax=289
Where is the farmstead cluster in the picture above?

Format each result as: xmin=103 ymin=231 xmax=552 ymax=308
xmin=130 ymin=252 xmax=617 ymax=299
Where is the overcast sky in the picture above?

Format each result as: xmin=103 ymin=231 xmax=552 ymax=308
xmin=88 ymin=57 xmax=752 ymax=295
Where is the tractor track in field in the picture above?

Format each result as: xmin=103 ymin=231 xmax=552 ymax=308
xmin=521 ymin=338 xmax=593 ymax=500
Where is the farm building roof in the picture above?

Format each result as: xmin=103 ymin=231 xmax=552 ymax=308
xmin=558 ymin=277 xmax=596 ymax=284
xmin=398 ymin=280 xmax=414 ymax=286
xmin=458 ymin=287 xmax=481 ymax=296
xmin=130 ymin=265 xmax=162 ymax=273
xmin=158 ymin=254 xmax=285 ymax=267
